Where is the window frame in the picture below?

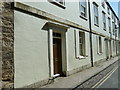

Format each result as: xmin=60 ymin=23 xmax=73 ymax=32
xmin=97 ymin=36 xmax=102 ymax=54
xmin=79 ymin=32 xmax=86 ymax=56
xmin=113 ymin=40 xmax=115 ymax=52
xmin=80 ymin=0 xmax=87 ymax=19
xmin=112 ymin=22 xmax=115 ymax=35
xmin=102 ymin=11 xmax=106 ymax=30
xmin=107 ymin=7 xmax=110 ymax=15
xmin=93 ymin=2 xmax=99 ymax=26
xmin=112 ymin=13 xmax=114 ymax=19
xmin=108 ymin=17 xmax=111 ymax=33
xmin=75 ymin=30 xmax=87 ymax=59
xmin=101 ymin=0 xmax=105 ymax=9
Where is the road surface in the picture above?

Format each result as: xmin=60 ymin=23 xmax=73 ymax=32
xmin=92 ymin=66 xmax=119 ymax=89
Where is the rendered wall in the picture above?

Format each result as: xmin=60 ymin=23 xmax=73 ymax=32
xmin=14 ymin=11 xmax=49 ymax=88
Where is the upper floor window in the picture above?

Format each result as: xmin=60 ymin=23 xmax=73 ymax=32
xmin=108 ymin=17 xmax=111 ymax=33
xmin=114 ymin=17 xmax=116 ymax=23
xmin=48 ymin=0 xmax=65 ymax=9
xmin=80 ymin=0 xmax=87 ymax=17
xmin=101 ymin=0 xmax=105 ymax=8
xmin=102 ymin=12 xmax=106 ymax=30
xmin=93 ymin=3 xmax=99 ymax=25
xmin=107 ymin=7 xmax=110 ymax=14
xmin=112 ymin=22 xmax=115 ymax=35
xmin=112 ymin=13 xmax=114 ymax=19
xmin=117 ymin=20 xmax=119 ymax=25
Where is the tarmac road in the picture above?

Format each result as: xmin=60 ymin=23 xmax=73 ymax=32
xmin=92 ymin=66 xmax=120 ymax=89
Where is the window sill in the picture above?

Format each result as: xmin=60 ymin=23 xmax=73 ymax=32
xmin=77 ymin=55 xmax=88 ymax=60
xmin=80 ymin=15 xmax=87 ymax=21
xmin=97 ymin=52 xmax=103 ymax=55
xmin=48 ymin=0 xmax=66 ymax=9
xmin=94 ymin=24 xmax=99 ymax=27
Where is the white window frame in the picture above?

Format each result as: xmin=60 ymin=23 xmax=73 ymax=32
xmin=112 ymin=22 xmax=115 ymax=35
xmin=79 ymin=32 xmax=85 ymax=56
xmin=102 ymin=12 xmax=106 ymax=30
xmin=96 ymin=36 xmax=102 ymax=54
xmin=113 ymin=40 xmax=115 ymax=52
xmin=108 ymin=17 xmax=111 ymax=33
xmin=75 ymin=30 xmax=87 ymax=59
xmin=107 ymin=7 xmax=110 ymax=14
xmin=93 ymin=3 xmax=99 ymax=25
xmin=101 ymin=0 xmax=105 ymax=8
xmin=112 ymin=13 xmax=114 ymax=19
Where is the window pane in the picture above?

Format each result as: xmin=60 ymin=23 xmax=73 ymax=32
xmin=79 ymin=32 xmax=85 ymax=56
xmin=94 ymin=3 xmax=98 ymax=25
xmin=80 ymin=0 xmax=86 ymax=17
xmin=81 ymin=6 xmax=86 ymax=17
xmin=102 ymin=12 xmax=106 ymax=29
xmin=80 ymin=0 xmax=86 ymax=6
xmin=94 ymin=17 xmax=98 ymax=24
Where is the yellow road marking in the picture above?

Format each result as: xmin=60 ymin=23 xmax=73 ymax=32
xmin=92 ymin=67 xmax=118 ymax=88
xmin=96 ymin=67 xmax=118 ymax=88
xmin=92 ymin=68 xmax=115 ymax=88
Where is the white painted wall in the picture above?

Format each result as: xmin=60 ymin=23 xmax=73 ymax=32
xmin=14 ymin=11 xmax=49 ymax=88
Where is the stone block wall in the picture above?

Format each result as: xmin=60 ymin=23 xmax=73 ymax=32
xmin=0 ymin=1 xmax=14 ymax=88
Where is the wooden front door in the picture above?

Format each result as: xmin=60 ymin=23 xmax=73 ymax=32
xmin=53 ymin=38 xmax=62 ymax=75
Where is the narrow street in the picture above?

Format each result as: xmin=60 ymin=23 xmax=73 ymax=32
xmin=74 ymin=60 xmax=120 ymax=89
xmin=92 ymin=66 xmax=119 ymax=88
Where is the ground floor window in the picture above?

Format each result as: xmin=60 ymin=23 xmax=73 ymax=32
xmin=96 ymin=36 xmax=102 ymax=54
xmin=113 ymin=40 xmax=115 ymax=52
xmin=75 ymin=30 xmax=86 ymax=58
xmin=79 ymin=32 xmax=86 ymax=56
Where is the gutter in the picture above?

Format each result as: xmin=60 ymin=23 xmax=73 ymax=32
xmin=88 ymin=0 xmax=94 ymax=67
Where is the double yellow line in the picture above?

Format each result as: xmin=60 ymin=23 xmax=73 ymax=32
xmin=92 ymin=67 xmax=118 ymax=88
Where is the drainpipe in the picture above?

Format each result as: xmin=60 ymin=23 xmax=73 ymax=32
xmin=88 ymin=0 xmax=94 ymax=67
xmin=115 ymin=30 xmax=117 ymax=56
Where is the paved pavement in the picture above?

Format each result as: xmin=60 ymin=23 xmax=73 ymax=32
xmin=40 ymin=56 xmax=119 ymax=88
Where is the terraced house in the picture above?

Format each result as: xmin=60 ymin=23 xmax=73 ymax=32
xmin=0 ymin=0 xmax=120 ymax=88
